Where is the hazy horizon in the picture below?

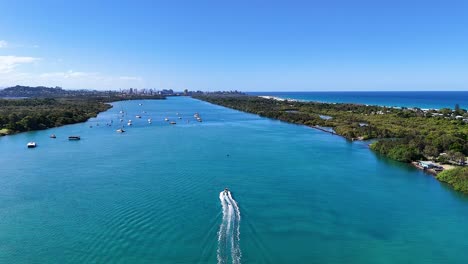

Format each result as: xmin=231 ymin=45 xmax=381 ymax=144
xmin=1 ymin=1 xmax=468 ymax=91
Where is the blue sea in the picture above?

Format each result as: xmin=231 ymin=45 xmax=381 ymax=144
xmin=248 ymin=91 xmax=468 ymax=109
xmin=1 ymin=97 xmax=468 ymax=263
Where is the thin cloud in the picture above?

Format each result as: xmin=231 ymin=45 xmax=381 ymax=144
xmin=119 ymin=76 xmax=142 ymax=81
xmin=40 ymin=70 xmax=96 ymax=79
xmin=0 ymin=40 xmax=7 ymax=48
xmin=0 ymin=55 xmax=40 ymax=73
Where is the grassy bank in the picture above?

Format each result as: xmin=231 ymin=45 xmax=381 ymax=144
xmin=436 ymin=167 xmax=468 ymax=194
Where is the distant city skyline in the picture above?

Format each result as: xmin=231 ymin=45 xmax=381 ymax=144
xmin=1 ymin=0 xmax=468 ymax=91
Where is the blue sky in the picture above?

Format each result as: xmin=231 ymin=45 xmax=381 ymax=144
xmin=0 ymin=0 xmax=467 ymax=91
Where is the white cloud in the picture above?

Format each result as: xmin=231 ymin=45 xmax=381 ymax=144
xmin=0 ymin=40 xmax=7 ymax=48
xmin=39 ymin=70 xmax=96 ymax=79
xmin=0 ymin=54 xmax=145 ymax=89
xmin=34 ymin=70 xmax=145 ymax=89
xmin=0 ymin=55 xmax=40 ymax=73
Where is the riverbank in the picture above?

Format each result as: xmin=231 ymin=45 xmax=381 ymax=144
xmin=436 ymin=167 xmax=468 ymax=194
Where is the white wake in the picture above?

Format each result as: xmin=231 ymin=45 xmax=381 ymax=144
xmin=217 ymin=190 xmax=241 ymax=264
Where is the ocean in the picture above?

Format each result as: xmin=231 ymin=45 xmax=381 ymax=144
xmin=248 ymin=91 xmax=468 ymax=109
xmin=1 ymin=96 xmax=467 ymax=263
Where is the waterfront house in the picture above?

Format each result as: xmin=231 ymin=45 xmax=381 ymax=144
xmin=418 ymin=161 xmax=435 ymax=169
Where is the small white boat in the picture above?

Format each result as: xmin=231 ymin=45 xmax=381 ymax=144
xmin=170 ymin=121 xmax=176 ymax=125
xmin=127 ymin=122 xmax=132 ymax=126
xmin=178 ymin=116 xmax=182 ymax=119
xmin=119 ymin=110 xmax=124 ymax=114
xmin=27 ymin=142 xmax=37 ymax=148
xmin=116 ymin=128 xmax=125 ymax=133
xmin=164 ymin=117 xmax=169 ymax=121
xmin=139 ymin=103 xmax=143 ymax=106
xmin=50 ymin=134 xmax=56 ymax=139
xmin=136 ymin=115 xmax=141 ymax=119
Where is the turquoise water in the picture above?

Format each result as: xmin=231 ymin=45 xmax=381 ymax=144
xmin=1 ymin=97 xmax=468 ymax=263
xmin=249 ymin=91 xmax=468 ymax=109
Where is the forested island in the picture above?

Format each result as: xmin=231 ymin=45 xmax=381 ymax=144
xmin=0 ymin=86 xmax=165 ymax=135
xmin=193 ymin=93 xmax=468 ymax=192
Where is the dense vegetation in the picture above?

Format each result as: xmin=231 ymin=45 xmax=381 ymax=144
xmin=192 ymin=94 xmax=468 ymax=163
xmin=0 ymin=85 xmax=114 ymax=98
xmin=436 ymin=167 xmax=468 ymax=193
xmin=0 ymin=86 xmax=166 ymax=135
xmin=0 ymin=98 xmax=112 ymax=134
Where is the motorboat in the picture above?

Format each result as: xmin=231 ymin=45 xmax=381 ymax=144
xmin=50 ymin=134 xmax=56 ymax=139
xmin=116 ymin=128 xmax=125 ymax=133
xmin=170 ymin=121 xmax=176 ymax=125
xmin=27 ymin=142 xmax=37 ymax=148
xmin=164 ymin=117 xmax=169 ymax=121
xmin=68 ymin=136 xmax=80 ymax=140
xmin=136 ymin=115 xmax=141 ymax=119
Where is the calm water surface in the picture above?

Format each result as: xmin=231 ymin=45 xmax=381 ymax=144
xmin=1 ymin=97 xmax=468 ymax=263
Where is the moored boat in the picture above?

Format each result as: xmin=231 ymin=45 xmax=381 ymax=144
xmin=116 ymin=128 xmax=125 ymax=133
xmin=27 ymin=142 xmax=37 ymax=148
xmin=50 ymin=134 xmax=56 ymax=139
xmin=68 ymin=136 xmax=80 ymax=140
